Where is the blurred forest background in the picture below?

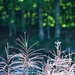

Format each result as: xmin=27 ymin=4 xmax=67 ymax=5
xmin=0 ymin=0 xmax=75 ymax=58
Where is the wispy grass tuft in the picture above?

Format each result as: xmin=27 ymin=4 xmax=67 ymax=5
xmin=41 ymin=41 xmax=75 ymax=75
xmin=0 ymin=43 xmax=23 ymax=75
xmin=13 ymin=32 xmax=44 ymax=74
xmin=0 ymin=33 xmax=75 ymax=75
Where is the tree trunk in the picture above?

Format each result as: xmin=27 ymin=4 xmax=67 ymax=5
xmin=11 ymin=8 xmax=16 ymax=37
xmin=47 ymin=14 xmax=50 ymax=39
xmin=22 ymin=9 xmax=25 ymax=32
xmin=47 ymin=0 xmax=52 ymax=39
xmin=9 ymin=25 xmax=13 ymax=37
xmin=55 ymin=0 xmax=60 ymax=38
xmin=13 ymin=25 xmax=16 ymax=37
xmin=72 ymin=0 xmax=75 ymax=25
xmin=38 ymin=4 xmax=44 ymax=40
xmin=7 ymin=0 xmax=13 ymax=38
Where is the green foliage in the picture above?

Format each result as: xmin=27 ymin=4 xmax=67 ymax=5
xmin=0 ymin=0 xmax=75 ymax=34
xmin=15 ymin=5 xmax=21 ymax=11
xmin=19 ymin=0 xmax=24 ymax=2
xmin=0 ymin=6 xmax=3 ymax=11
xmin=33 ymin=3 xmax=37 ymax=8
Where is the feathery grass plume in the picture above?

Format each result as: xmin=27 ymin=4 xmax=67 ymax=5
xmin=0 ymin=43 xmax=23 ymax=75
xmin=0 ymin=42 xmax=12 ymax=75
xmin=0 ymin=34 xmax=75 ymax=75
xmin=13 ymin=32 xmax=44 ymax=74
xmin=41 ymin=57 xmax=54 ymax=75
xmin=41 ymin=41 xmax=75 ymax=75
xmin=0 ymin=43 xmax=24 ymax=75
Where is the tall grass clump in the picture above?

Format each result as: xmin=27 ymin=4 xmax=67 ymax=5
xmin=12 ymin=32 xmax=44 ymax=75
xmin=0 ymin=32 xmax=75 ymax=75
xmin=0 ymin=43 xmax=23 ymax=75
xmin=41 ymin=41 xmax=75 ymax=75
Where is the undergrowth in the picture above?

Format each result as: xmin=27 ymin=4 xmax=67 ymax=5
xmin=0 ymin=32 xmax=75 ymax=75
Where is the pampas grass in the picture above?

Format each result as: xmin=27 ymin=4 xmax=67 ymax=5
xmin=41 ymin=41 xmax=75 ymax=75
xmin=0 ymin=33 xmax=75 ymax=75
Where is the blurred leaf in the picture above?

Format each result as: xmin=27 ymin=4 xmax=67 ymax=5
xmin=66 ymin=2 xmax=72 ymax=6
xmin=24 ymin=14 xmax=27 ymax=18
xmin=71 ymin=22 xmax=74 ymax=26
xmin=2 ymin=16 xmax=6 ymax=19
xmin=32 ymin=13 xmax=36 ymax=17
xmin=0 ymin=6 xmax=3 ymax=11
xmin=33 ymin=3 xmax=37 ymax=8
xmin=19 ymin=0 xmax=24 ymax=2
xmin=62 ymin=24 xmax=66 ymax=28
xmin=43 ymin=22 xmax=46 ymax=26
xmin=3 ymin=11 xmax=6 ymax=14
xmin=50 ymin=24 xmax=54 ymax=27
xmin=15 ymin=6 xmax=21 ymax=11
xmin=27 ymin=12 xmax=30 ymax=18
